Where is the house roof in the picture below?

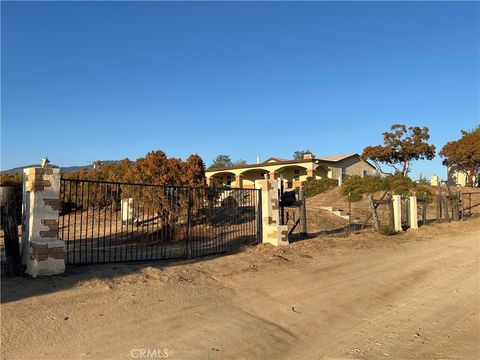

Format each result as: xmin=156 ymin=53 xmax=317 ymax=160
xmin=316 ymin=153 xmax=357 ymax=162
xmin=262 ymin=157 xmax=290 ymax=163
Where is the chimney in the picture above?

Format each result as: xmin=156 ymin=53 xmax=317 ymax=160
xmin=303 ymin=153 xmax=314 ymax=160
xmin=256 ymin=156 xmax=260 ymax=164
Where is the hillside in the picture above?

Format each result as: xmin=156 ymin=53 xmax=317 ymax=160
xmin=1 ymin=160 xmax=120 ymax=175
xmin=306 ymin=187 xmax=390 ymax=225
xmin=305 ymin=186 xmax=480 ymax=230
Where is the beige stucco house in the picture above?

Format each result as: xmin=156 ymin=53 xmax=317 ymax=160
xmin=206 ymin=153 xmax=376 ymax=189
xmin=447 ymin=165 xmax=479 ymax=187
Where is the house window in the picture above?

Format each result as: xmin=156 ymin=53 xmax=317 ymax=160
xmin=341 ymin=167 xmax=347 ymax=180
xmin=226 ymin=175 xmax=232 ymax=186
xmin=293 ymin=169 xmax=300 ymax=181
xmin=363 ymin=170 xmax=368 ymax=177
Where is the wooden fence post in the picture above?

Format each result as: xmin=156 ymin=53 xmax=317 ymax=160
xmin=452 ymin=195 xmax=459 ymax=221
xmin=0 ymin=187 xmax=22 ymax=276
xmin=442 ymin=195 xmax=450 ymax=221
xmin=388 ymin=198 xmax=395 ymax=229
xmin=299 ymin=189 xmax=307 ymax=236
xmin=436 ymin=194 xmax=442 ymax=221
xmin=422 ymin=201 xmax=427 ymax=225
xmin=369 ymin=194 xmax=380 ymax=232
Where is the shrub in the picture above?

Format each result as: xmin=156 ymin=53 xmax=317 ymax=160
xmin=381 ymin=174 xmax=414 ymax=196
xmin=303 ymin=177 xmax=338 ymax=197
xmin=340 ymin=175 xmax=383 ymax=202
xmin=340 ymin=174 xmax=416 ymax=202
xmin=414 ymin=185 xmax=434 ymax=204
xmin=0 ymin=173 xmax=22 ymax=187
xmin=379 ymin=224 xmax=397 ymax=236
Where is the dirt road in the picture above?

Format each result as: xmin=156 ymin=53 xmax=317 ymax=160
xmin=2 ymin=219 xmax=479 ymax=359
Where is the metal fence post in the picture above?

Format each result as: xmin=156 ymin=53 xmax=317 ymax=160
xmin=186 ymin=187 xmax=193 ymax=259
xmin=256 ymin=188 xmax=262 ymax=243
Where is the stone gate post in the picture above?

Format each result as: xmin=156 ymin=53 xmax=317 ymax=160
xmin=409 ymin=195 xmax=419 ymax=229
xmin=392 ymin=194 xmax=403 ymax=232
xmin=21 ymin=167 xmax=65 ymax=277
xmin=256 ymin=179 xmax=289 ymax=246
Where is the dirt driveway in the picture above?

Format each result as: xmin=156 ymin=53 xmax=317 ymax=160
xmin=1 ymin=219 xmax=479 ymax=360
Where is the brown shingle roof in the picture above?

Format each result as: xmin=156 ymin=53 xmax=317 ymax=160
xmin=316 ymin=154 xmax=357 ymax=162
xmin=262 ymin=157 xmax=290 ymax=163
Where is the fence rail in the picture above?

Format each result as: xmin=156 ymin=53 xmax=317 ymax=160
xmin=59 ymin=179 xmax=261 ymax=265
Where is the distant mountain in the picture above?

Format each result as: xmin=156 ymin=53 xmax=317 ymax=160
xmin=1 ymin=160 xmax=120 ymax=175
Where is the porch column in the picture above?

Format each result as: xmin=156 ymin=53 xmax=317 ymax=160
xmin=307 ymin=169 xmax=315 ymax=178
xmin=207 ymin=176 xmax=214 ymax=187
xmin=256 ymin=179 xmax=289 ymax=246
xmin=235 ymin=174 xmax=243 ymax=188
xmin=269 ymin=172 xmax=277 ymax=180
xmin=21 ymin=167 xmax=65 ymax=277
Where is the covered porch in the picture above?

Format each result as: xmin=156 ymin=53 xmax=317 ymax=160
xmin=206 ymin=163 xmax=331 ymax=189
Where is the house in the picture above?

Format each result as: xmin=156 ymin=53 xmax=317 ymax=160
xmin=206 ymin=153 xmax=376 ymax=189
xmin=447 ymin=165 xmax=479 ymax=187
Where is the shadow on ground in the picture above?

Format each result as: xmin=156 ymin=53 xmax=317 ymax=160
xmin=1 ymin=233 xmax=254 ymax=304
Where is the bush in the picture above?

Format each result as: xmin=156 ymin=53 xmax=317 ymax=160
xmin=381 ymin=174 xmax=414 ymax=196
xmin=0 ymin=173 xmax=22 ymax=187
xmin=414 ymin=185 xmax=434 ymax=203
xmin=340 ymin=175 xmax=383 ymax=202
xmin=379 ymin=224 xmax=397 ymax=236
xmin=303 ymin=177 xmax=338 ymax=197
xmin=340 ymin=174 xmax=417 ymax=202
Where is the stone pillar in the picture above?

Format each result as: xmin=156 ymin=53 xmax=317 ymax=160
xmin=409 ymin=195 xmax=418 ymax=229
xmin=235 ymin=174 xmax=243 ymax=188
xmin=307 ymin=169 xmax=315 ymax=179
xmin=21 ymin=167 xmax=64 ymax=277
xmin=392 ymin=194 xmax=402 ymax=232
xmin=256 ymin=179 xmax=289 ymax=246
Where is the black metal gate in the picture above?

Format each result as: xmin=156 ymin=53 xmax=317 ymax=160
xmin=59 ymin=179 xmax=261 ymax=265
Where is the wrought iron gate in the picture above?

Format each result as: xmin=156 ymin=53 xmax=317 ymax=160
xmin=59 ymin=179 xmax=261 ymax=265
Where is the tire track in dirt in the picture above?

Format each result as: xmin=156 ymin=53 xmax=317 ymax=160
xmin=217 ymin=231 xmax=478 ymax=359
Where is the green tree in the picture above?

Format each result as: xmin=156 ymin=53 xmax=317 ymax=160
xmin=417 ymin=173 xmax=429 ymax=185
xmin=232 ymin=159 xmax=247 ymax=166
xmin=209 ymin=155 xmax=233 ymax=168
xmin=293 ymin=149 xmax=313 ymax=160
xmin=209 ymin=155 xmax=248 ymax=168
xmin=461 ymin=124 xmax=480 ymax=136
xmin=362 ymin=124 xmax=436 ymax=176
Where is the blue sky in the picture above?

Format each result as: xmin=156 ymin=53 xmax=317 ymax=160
xmin=1 ymin=1 xmax=479 ymax=180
